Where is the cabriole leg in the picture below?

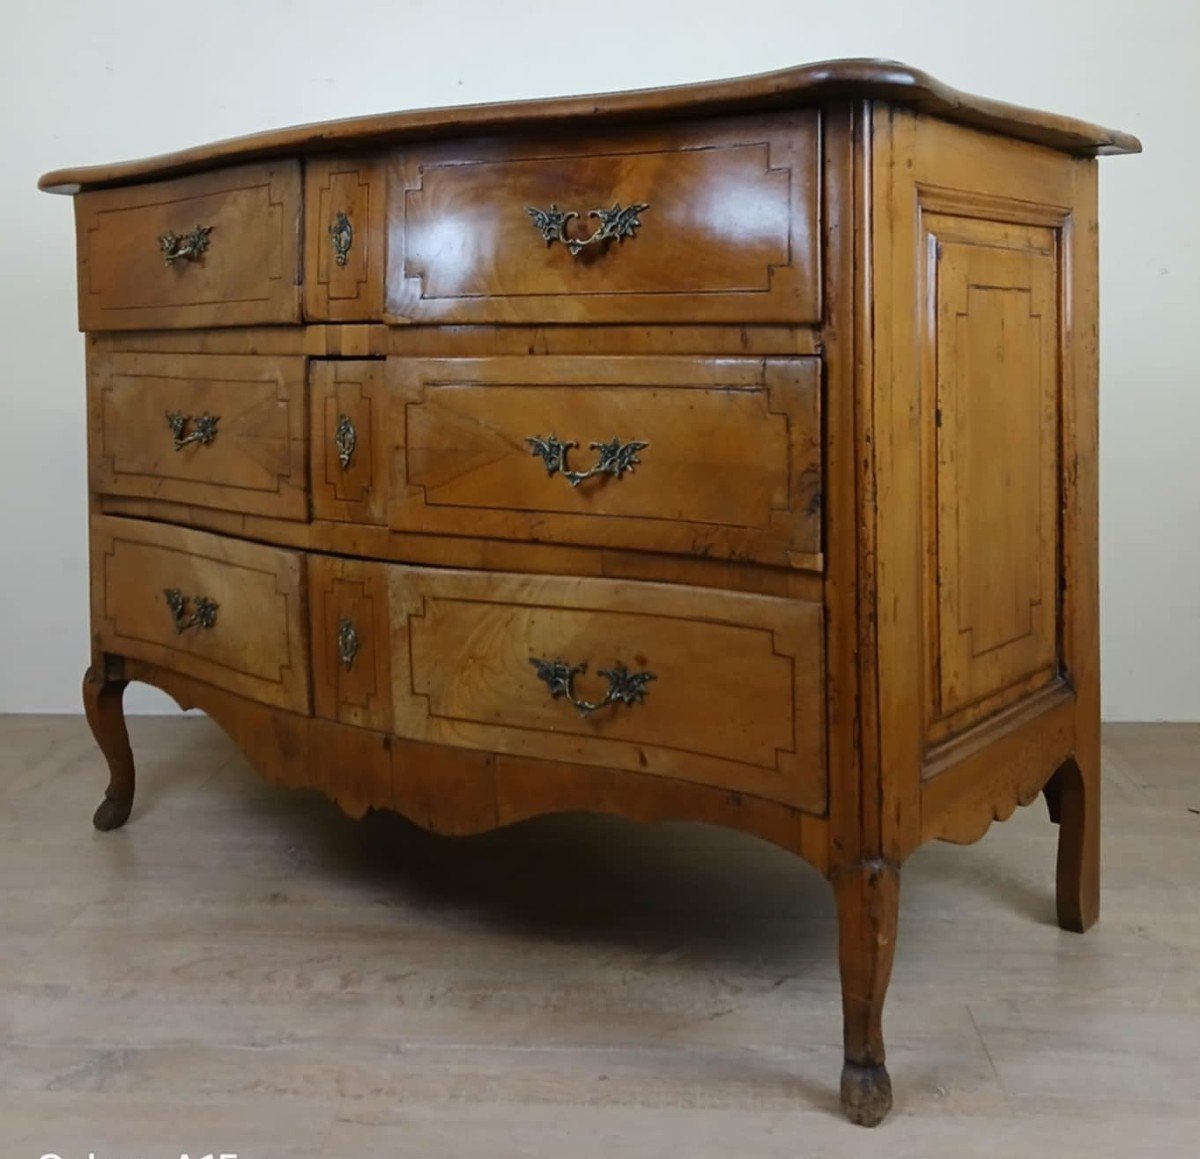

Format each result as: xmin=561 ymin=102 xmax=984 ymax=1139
xmin=1044 ymin=756 xmax=1100 ymax=933
xmin=834 ymin=859 xmax=899 ymax=1127
xmin=82 ymin=665 xmax=135 ymax=831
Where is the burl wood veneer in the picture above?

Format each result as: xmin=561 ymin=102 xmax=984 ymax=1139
xmin=42 ymin=59 xmax=1139 ymax=1125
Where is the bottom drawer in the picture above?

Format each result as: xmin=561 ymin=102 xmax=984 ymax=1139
xmin=311 ymin=559 xmax=825 ymax=812
xmin=91 ymin=516 xmax=310 ymax=712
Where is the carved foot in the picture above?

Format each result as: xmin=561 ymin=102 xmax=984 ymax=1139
xmin=82 ymin=665 xmax=135 ymax=832
xmin=840 ymin=1061 xmax=893 ymax=1127
xmin=93 ymin=791 xmax=133 ymax=832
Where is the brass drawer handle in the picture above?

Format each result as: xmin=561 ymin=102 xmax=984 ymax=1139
xmin=526 ymin=202 xmax=649 ymax=256
xmin=526 ymin=435 xmax=648 ymax=488
xmin=166 ymin=410 xmax=219 ymax=451
xmin=337 ymin=616 xmax=359 ymax=670
xmin=163 ymin=588 xmax=218 ymax=634
xmin=334 ymin=414 xmax=357 ymax=469
xmin=530 ymin=657 xmax=655 ymax=717
xmin=330 ymin=212 xmax=353 ymax=266
xmin=158 ymin=224 xmax=213 ymax=265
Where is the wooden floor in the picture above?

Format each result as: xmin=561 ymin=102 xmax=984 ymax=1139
xmin=0 ymin=715 xmax=1197 ymax=1158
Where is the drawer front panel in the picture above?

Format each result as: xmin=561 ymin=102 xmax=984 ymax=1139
xmin=310 ymin=555 xmax=393 ymax=731
xmin=91 ymin=517 xmax=309 ymax=712
xmin=90 ymin=352 xmax=308 ymax=520
xmin=388 ymin=113 xmax=819 ymax=324
xmin=390 ymin=568 xmax=825 ymax=811
xmin=75 ymin=161 xmax=302 ymax=331
xmin=304 ymin=157 xmax=387 ymax=322
xmin=389 ymin=357 xmax=821 ymax=567
xmin=310 ymin=359 xmax=388 ymax=526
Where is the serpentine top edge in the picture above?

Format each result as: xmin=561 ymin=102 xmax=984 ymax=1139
xmin=39 ymin=58 xmax=1140 ymax=193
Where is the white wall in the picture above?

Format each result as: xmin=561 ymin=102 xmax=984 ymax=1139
xmin=0 ymin=0 xmax=1190 ymax=718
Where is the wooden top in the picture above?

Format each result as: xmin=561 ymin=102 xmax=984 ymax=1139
xmin=39 ymin=58 xmax=1140 ymax=194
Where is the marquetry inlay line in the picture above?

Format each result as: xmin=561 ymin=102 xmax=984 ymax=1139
xmin=316 ymin=169 xmax=372 ymax=298
xmin=325 ymin=381 xmax=371 ymax=502
xmin=328 ymin=576 xmax=378 ymax=709
xmin=403 ymin=143 xmax=789 ymax=300
xmin=951 ymin=283 xmax=1046 ymax=659
xmin=924 ymin=213 xmax=1062 ymax=738
xmin=100 ymin=370 xmax=298 ymax=497
xmin=102 ymin=538 xmax=294 ymax=685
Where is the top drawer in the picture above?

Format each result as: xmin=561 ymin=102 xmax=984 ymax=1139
xmin=74 ymin=161 xmax=302 ymax=331
xmin=387 ymin=112 xmax=819 ymax=325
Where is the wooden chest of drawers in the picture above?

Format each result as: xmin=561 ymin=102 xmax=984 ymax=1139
xmin=42 ymin=59 xmax=1139 ymax=1126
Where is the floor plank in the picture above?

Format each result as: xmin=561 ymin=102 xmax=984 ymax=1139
xmin=1 ymin=715 xmax=1197 ymax=1155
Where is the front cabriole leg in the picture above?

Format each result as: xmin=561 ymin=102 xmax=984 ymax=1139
xmin=82 ymin=664 xmax=135 ymax=831
xmin=833 ymin=858 xmax=899 ymax=1126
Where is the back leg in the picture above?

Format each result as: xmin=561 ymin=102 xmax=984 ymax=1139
xmin=1044 ymin=757 xmax=1099 ymax=933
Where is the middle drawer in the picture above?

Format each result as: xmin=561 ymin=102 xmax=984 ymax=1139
xmin=313 ymin=355 xmax=822 ymax=568
xmin=90 ymin=350 xmax=309 ymax=520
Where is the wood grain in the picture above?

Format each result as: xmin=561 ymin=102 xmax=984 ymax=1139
xmin=39 ymin=58 xmax=1139 ymax=194
xmin=109 ymin=658 xmax=829 ymax=867
xmin=309 ymin=555 xmax=393 ymax=732
xmin=389 ymin=567 xmax=826 ymax=812
xmin=81 ymin=663 xmax=134 ymax=831
xmin=387 ymin=114 xmax=819 ymax=325
xmin=97 ymin=494 xmax=825 ymax=602
xmin=90 ymin=515 xmax=310 ymax=713
xmin=835 ymin=859 xmax=899 ymax=1127
xmin=388 ymin=356 xmax=821 ymax=568
xmin=74 ymin=161 xmax=302 ymax=331
xmin=309 ymin=359 xmax=389 ymax=526
xmin=868 ymin=111 xmax=1097 ymax=857
xmin=924 ymin=210 xmax=1062 ymax=741
xmin=89 ymin=349 xmax=309 ymax=520
xmin=304 ymin=157 xmax=387 ymax=322
xmin=90 ymin=322 xmax=824 ymax=359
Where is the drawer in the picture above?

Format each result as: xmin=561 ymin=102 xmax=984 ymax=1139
xmin=91 ymin=517 xmax=309 ymax=712
xmin=386 ymin=567 xmax=826 ymax=812
xmin=309 ymin=555 xmax=393 ymax=732
xmin=387 ymin=112 xmax=819 ymax=325
xmin=304 ymin=157 xmax=387 ymax=322
xmin=74 ymin=161 xmax=302 ymax=331
xmin=384 ymin=356 xmax=821 ymax=567
xmin=310 ymin=359 xmax=388 ymax=526
xmin=89 ymin=351 xmax=308 ymax=520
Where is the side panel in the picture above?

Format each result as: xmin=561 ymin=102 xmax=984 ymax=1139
xmin=870 ymin=110 xmax=1098 ymax=853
